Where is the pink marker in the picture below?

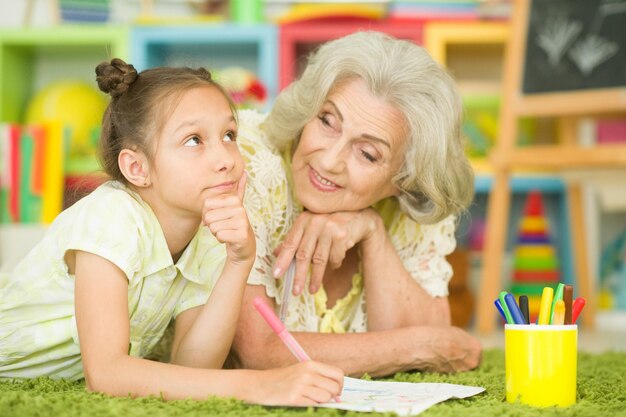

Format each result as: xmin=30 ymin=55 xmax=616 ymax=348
xmin=253 ymin=296 xmax=311 ymax=361
xmin=254 ymin=297 xmax=342 ymax=403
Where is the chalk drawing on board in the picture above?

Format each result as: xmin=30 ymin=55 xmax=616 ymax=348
xmin=536 ymin=15 xmax=582 ymax=67
xmin=534 ymin=0 xmax=625 ymax=77
xmin=568 ymin=34 xmax=618 ymax=75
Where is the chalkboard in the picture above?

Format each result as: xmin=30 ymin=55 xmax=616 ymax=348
xmin=523 ymin=0 xmax=626 ymax=94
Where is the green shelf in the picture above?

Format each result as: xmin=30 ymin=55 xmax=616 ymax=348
xmin=0 ymin=25 xmax=129 ymax=123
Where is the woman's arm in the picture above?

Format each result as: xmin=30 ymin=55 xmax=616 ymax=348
xmin=359 ymin=214 xmax=450 ymax=330
xmin=273 ymin=208 xmax=452 ymax=329
xmin=231 ymin=285 xmax=481 ymax=377
xmin=74 ymin=250 xmax=343 ymax=404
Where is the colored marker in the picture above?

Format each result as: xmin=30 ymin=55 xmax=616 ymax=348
xmin=254 ymin=296 xmax=311 ymax=361
xmin=518 ymin=295 xmax=530 ymax=324
xmin=572 ymin=297 xmax=586 ymax=323
xmin=499 ymin=291 xmax=514 ymax=324
xmin=505 ymin=293 xmax=526 ymax=324
xmin=253 ymin=297 xmax=340 ymax=402
xmin=552 ymin=300 xmax=565 ymax=325
xmin=563 ymin=285 xmax=573 ymax=324
xmin=494 ymin=298 xmax=507 ymax=322
xmin=538 ymin=287 xmax=554 ymax=325
xmin=550 ymin=283 xmax=565 ymax=324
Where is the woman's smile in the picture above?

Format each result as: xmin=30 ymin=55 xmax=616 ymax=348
xmin=309 ymin=166 xmax=342 ymax=192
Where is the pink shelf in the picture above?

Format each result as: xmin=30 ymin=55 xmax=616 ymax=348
xmin=278 ymin=18 xmax=424 ymax=90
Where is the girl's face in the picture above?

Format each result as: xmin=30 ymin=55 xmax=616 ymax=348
xmin=291 ymin=78 xmax=407 ymax=214
xmin=148 ymin=86 xmax=244 ymax=219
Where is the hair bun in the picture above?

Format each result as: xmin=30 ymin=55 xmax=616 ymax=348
xmin=95 ymin=58 xmax=138 ymax=98
xmin=196 ymin=67 xmax=213 ymax=80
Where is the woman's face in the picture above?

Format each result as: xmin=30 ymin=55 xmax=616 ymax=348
xmin=291 ymin=78 xmax=407 ymax=214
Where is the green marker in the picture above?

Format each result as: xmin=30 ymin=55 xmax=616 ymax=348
xmin=499 ymin=291 xmax=514 ymax=324
xmin=549 ymin=283 xmax=565 ymax=324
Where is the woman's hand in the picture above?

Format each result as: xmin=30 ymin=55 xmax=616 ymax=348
xmin=408 ymin=326 xmax=482 ymax=373
xmin=273 ymin=208 xmax=383 ymax=295
xmin=202 ymin=173 xmax=255 ymax=264
xmin=249 ymin=361 xmax=344 ymax=406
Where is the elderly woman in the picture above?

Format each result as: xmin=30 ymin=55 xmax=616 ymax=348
xmin=230 ymin=31 xmax=482 ymax=377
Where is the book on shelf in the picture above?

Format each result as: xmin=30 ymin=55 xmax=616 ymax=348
xmin=1 ymin=122 xmax=66 ymax=224
xmin=576 ymin=117 xmax=626 ymax=146
xmin=59 ymin=0 xmax=111 ymax=23
xmin=0 ymin=122 xmax=104 ymax=225
xmin=388 ymin=1 xmax=480 ymax=19
xmin=0 ymin=124 xmax=20 ymax=223
xmin=597 ymin=119 xmax=626 ymax=144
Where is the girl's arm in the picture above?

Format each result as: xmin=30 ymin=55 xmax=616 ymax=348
xmin=231 ymin=285 xmax=482 ymax=377
xmin=170 ymin=173 xmax=254 ymax=368
xmin=74 ymin=250 xmax=343 ymax=403
xmin=169 ymin=259 xmax=252 ymax=368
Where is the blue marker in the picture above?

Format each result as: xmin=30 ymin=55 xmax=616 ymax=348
xmin=504 ymin=293 xmax=526 ymax=324
xmin=494 ymin=298 xmax=507 ymax=322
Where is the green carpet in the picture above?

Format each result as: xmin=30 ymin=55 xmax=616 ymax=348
xmin=1 ymin=350 xmax=625 ymax=417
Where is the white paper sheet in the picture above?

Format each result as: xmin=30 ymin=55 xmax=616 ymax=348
xmin=313 ymin=377 xmax=485 ymax=416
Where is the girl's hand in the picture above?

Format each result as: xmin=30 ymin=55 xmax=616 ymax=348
xmin=273 ymin=209 xmax=383 ymax=295
xmin=250 ymin=361 xmax=344 ymax=406
xmin=202 ymin=173 xmax=255 ymax=264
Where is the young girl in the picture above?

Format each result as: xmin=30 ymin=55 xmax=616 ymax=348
xmin=0 ymin=58 xmax=343 ymax=405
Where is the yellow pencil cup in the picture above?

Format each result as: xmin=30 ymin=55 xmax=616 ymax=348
xmin=505 ymin=324 xmax=577 ymax=407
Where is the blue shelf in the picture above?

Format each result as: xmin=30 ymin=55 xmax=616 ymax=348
xmin=475 ymin=174 xmax=565 ymax=193
xmin=130 ymin=24 xmax=278 ymax=107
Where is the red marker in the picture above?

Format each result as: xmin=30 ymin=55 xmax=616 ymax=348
xmin=572 ymin=297 xmax=586 ymax=323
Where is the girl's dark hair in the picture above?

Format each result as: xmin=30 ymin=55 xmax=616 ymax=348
xmin=95 ymin=58 xmax=236 ymax=183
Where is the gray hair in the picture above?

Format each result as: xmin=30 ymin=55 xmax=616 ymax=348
xmin=263 ymin=31 xmax=474 ymax=224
